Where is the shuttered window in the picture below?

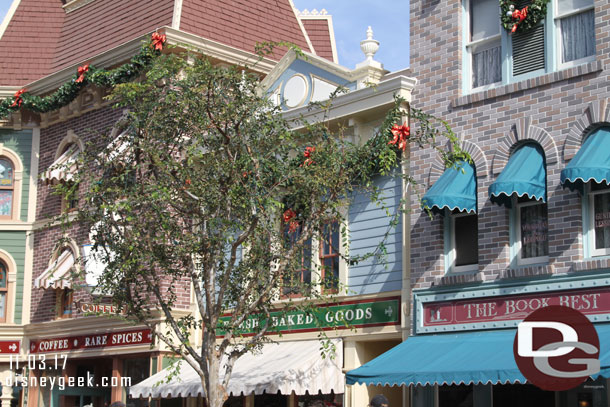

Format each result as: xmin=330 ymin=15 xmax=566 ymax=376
xmin=464 ymin=0 xmax=596 ymax=92
xmin=512 ymin=24 xmax=546 ymax=76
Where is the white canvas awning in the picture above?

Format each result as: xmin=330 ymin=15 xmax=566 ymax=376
xmin=34 ymin=249 xmax=75 ymax=289
xmin=41 ymin=144 xmax=80 ymax=185
xmin=130 ymin=339 xmax=344 ymax=399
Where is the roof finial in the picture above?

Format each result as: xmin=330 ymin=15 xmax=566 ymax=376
xmin=360 ymin=26 xmax=379 ymax=62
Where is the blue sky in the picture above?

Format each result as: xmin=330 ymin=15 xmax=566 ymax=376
xmin=0 ymin=0 xmax=409 ymax=72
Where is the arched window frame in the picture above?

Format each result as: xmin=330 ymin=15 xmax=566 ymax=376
xmin=0 ymin=146 xmax=24 ymax=221
xmin=0 ymin=250 xmax=18 ymax=324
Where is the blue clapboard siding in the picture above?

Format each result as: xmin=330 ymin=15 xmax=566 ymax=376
xmin=347 ymin=174 xmax=402 ymax=295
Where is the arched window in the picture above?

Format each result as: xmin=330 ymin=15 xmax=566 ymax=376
xmin=0 ymin=158 xmax=14 ymax=219
xmin=0 ymin=261 xmax=8 ymax=323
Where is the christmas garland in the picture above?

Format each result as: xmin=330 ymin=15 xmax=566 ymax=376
xmin=0 ymin=33 xmax=166 ymax=120
xmin=500 ymin=0 xmax=550 ymax=34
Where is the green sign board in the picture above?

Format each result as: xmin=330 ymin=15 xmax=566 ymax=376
xmin=218 ymin=297 xmax=400 ymax=336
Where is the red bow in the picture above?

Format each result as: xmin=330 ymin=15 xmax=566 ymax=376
xmin=76 ymin=64 xmax=89 ymax=83
xmin=303 ymin=146 xmax=315 ymax=166
xmin=10 ymin=89 xmax=25 ymax=108
xmin=511 ymin=6 xmax=528 ymax=33
xmin=283 ymin=209 xmax=299 ymax=232
xmin=151 ymin=32 xmax=166 ymax=51
xmin=389 ymin=122 xmax=410 ymax=151
xmin=283 ymin=209 xmax=296 ymax=223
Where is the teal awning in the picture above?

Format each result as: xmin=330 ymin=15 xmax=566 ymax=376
xmin=346 ymin=325 xmax=610 ymax=387
xmin=561 ymin=127 xmax=610 ymax=193
xmin=489 ymin=144 xmax=546 ymax=208
xmin=422 ymin=161 xmax=477 ymax=214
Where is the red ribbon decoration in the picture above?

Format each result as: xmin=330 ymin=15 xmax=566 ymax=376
xmin=10 ymin=89 xmax=25 ymax=108
xmin=388 ymin=122 xmax=410 ymax=152
xmin=511 ymin=6 xmax=528 ymax=33
xmin=76 ymin=64 xmax=89 ymax=83
xmin=151 ymin=32 xmax=166 ymax=51
xmin=283 ymin=209 xmax=299 ymax=233
xmin=303 ymin=146 xmax=315 ymax=166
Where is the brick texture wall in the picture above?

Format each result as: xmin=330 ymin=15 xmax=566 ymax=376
xmin=408 ymin=0 xmax=610 ymax=290
xmin=32 ymin=106 xmax=192 ymax=323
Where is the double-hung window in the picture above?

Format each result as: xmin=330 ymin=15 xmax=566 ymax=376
xmin=467 ymin=0 xmax=503 ymax=89
xmin=464 ymin=0 xmax=596 ymax=92
xmin=447 ymin=210 xmax=479 ymax=273
xmin=556 ymin=0 xmax=596 ymax=67
xmin=588 ymin=183 xmax=610 ymax=257
xmin=515 ymin=196 xmax=549 ymax=264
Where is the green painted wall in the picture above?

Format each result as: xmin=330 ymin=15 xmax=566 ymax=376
xmin=0 ymin=129 xmax=33 ymax=325
xmin=0 ymin=231 xmax=26 ymax=323
xmin=0 ymin=129 xmax=33 ymax=221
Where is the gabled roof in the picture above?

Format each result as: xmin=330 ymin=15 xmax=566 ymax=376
xmin=0 ymin=0 xmax=65 ymax=86
xmin=297 ymin=10 xmax=337 ymax=64
xmin=0 ymin=0 xmax=315 ymax=87
xmin=179 ymin=0 xmax=313 ymax=61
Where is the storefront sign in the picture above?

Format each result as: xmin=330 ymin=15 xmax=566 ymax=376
xmin=30 ymin=328 xmax=152 ymax=353
xmin=218 ymin=297 xmax=400 ymax=336
xmin=77 ymin=302 xmax=123 ymax=315
xmin=0 ymin=341 xmax=20 ymax=354
xmin=422 ymin=286 xmax=610 ymax=329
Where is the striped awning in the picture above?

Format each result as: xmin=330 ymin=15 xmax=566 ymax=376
xmin=34 ymin=249 xmax=75 ymax=290
xmin=130 ymin=339 xmax=344 ymax=398
xmin=561 ymin=127 xmax=610 ymax=193
xmin=422 ymin=161 xmax=477 ymax=215
xmin=489 ymin=143 xmax=546 ymax=208
xmin=41 ymin=144 xmax=80 ymax=185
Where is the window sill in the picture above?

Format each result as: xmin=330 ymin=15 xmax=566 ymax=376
xmin=433 ymin=272 xmax=482 ymax=287
xmin=571 ymin=257 xmax=610 ymax=273
xmin=452 ymin=60 xmax=602 ymax=108
xmin=499 ymin=264 xmax=555 ymax=279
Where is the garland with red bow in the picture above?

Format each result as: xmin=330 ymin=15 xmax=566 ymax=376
xmin=0 ymin=32 xmax=167 ymax=120
xmin=500 ymin=0 xmax=549 ymax=34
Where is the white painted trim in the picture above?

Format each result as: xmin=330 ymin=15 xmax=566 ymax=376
xmin=28 ymin=127 xmax=40 ymax=223
xmin=21 ymin=229 xmax=33 ymax=325
xmin=172 ymin=0 xmax=184 ymax=30
xmin=17 ymin=26 xmax=277 ymax=98
xmin=283 ymin=75 xmax=417 ymax=129
xmin=288 ymin=0 xmax=316 ymax=56
xmin=62 ymin=0 xmax=96 ymax=13
xmin=0 ymin=0 xmax=21 ymax=42
xmin=588 ymin=185 xmax=610 ymax=257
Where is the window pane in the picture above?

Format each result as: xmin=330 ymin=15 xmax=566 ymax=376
xmin=0 ymin=190 xmax=12 ymax=216
xmin=0 ymin=263 xmax=6 ymax=288
xmin=520 ymin=203 xmax=549 ymax=258
xmin=0 ymin=159 xmax=13 ymax=187
xmin=323 ymin=257 xmax=339 ymax=289
xmin=471 ymin=0 xmax=500 ymax=41
xmin=454 ymin=215 xmax=479 ymax=267
xmin=558 ymin=0 xmax=594 ymax=15
xmin=594 ymin=192 xmax=610 ymax=250
xmin=561 ymin=9 xmax=595 ymax=62
xmin=0 ymin=293 xmax=5 ymax=319
xmin=472 ymin=43 xmax=502 ymax=88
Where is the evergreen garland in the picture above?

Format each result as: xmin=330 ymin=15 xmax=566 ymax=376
xmin=500 ymin=0 xmax=550 ymax=34
xmin=0 ymin=33 xmax=165 ymax=120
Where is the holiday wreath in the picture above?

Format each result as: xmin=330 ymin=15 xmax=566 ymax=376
xmin=500 ymin=0 xmax=550 ymax=34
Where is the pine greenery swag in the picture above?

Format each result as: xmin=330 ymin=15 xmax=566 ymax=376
xmin=0 ymin=34 xmax=164 ymax=120
xmin=500 ymin=0 xmax=550 ymax=34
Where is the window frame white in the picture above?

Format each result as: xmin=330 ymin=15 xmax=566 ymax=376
xmin=586 ymin=183 xmax=610 ymax=257
xmin=444 ymin=210 xmax=479 ymax=275
xmin=554 ymin=0 xmax=596 ymax=70
xmin=463 ymin=0 xmax=596 ymax=94
xmin=513 ymin=197 xmax=550 ymax=266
